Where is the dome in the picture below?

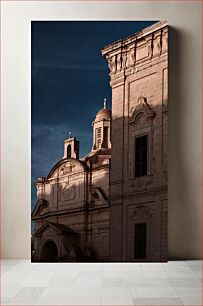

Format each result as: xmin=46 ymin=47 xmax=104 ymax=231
xmin=96 ymin=107 xmax=111 ymax=120
xmin=95 ymin=98 xmax=111 ymax=121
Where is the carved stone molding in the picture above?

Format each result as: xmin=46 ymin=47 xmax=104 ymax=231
xmin=59 ymin=184 xmax=76 ymax=201
xmin=132 ymin=205 xmax=152 ymax=220
xmin=90 ymin=186 xmax=108 ymax=206
xmin=162 ymin=28 xmax=168 ymax=53
xmin=126 ymin=47 xmax=136 ymax=69
xmin=129 ymin=96 xmax=155 ymax=124
xmin=153 ymin=31 xmax=162 ymax=57
xmin=128 ymin=204 xmax=152 ymax=222
xmin=59 ymin=162 xmax=76 ymax=176
xmin=102 ymin=25 xmax=168 ymax=79
xmin=129 ymin=174 xmax=153 ymax=191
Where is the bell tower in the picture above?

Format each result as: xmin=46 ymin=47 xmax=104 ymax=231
xmin=63 ymin=132 xmax=79 ymax=159
xmin=92 ymin=98 xmax=111 ymax=150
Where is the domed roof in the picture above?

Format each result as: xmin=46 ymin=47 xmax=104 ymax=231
xmin=95 ymin=98 xmax=111 ymax=121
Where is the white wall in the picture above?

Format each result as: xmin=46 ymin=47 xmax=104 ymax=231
xmin=1 ymin=1 xmax=202 ymax=259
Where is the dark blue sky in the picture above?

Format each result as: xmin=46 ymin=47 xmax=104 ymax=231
xmin=31 ymin=21 xmax=157 ymax=209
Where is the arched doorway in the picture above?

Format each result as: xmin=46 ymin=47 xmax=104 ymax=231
xmin=40 ymin=240 xmax=58 ymax=262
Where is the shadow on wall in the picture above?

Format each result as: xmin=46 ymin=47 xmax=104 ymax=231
xmin=168 ymin=27 xmax=201 ymax=259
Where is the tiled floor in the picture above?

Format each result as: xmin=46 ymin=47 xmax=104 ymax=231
xmin=1 ymin=260 xmax=202 ymax=305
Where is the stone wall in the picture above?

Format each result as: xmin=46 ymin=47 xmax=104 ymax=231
xmin=102 ymin=21 xmax=168 ymax=262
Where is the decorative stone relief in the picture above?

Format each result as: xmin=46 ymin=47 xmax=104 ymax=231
xmin=153 ymin=32 xmax=162 ymax=57
xmin=122 ymin=52 xmax=127 ymax=70
xmin=59 ymin=162 xmax=76 ymax=176
xmin=126 ymin=48 xmax=135 ymax=69
xmin=162 ymin=29 xmax=168 ymax=53
xmin=129 ymin=96 xmax=155 ymax=124
xmin=107 ymin=55 xmax=117 ymax=74
xmin=128 ymin=204 xmax=153 ymax=223
xmin=129 ymin=175 xmax=153 ymax=191
xmin=90 ymin=186 xmax=108 ymax=206
xmin=117 ymin=53 xmax=122 ymax=71
xmin=59 ymin=184 xmax=76 ymax=201
xmin=133 ymin=205 xmax=152 ymax=220
xmin=146 ymin=35 xmax=153 ymax=58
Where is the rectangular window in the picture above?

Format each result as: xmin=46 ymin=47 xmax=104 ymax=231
xmin=95 ymin=128 xmax=102 ymax=148
xmin=103 ymin=127 xmax=108 ymax=148
xmin=134 ymin=223 xmax=147 ymax=259
xmin=135 ymin=135 xmax=148 ymax=177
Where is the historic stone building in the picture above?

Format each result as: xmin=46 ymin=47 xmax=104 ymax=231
xmin=32 ymin=20 xmax=168 ymax=262
xmin=101 ymin=20 xmax=168 ymax=262
xmin=32 ymin=100 xmax=112 ymax=262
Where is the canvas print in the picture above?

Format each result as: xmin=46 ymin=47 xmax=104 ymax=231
xmin=31 ymin=21 xmax=168 ymax=262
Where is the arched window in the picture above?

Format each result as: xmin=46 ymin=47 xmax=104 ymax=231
xmin=67 ymin=144 xmax=71 ymax=158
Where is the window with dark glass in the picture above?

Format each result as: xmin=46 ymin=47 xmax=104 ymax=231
xmin=67 ymin=144 xmax=71 ymax=158
xmin=103 ymin=127 xmax=108 ymax=148
xmin=134 ymin=223 xmax=147 ymax=259
xmin=135 ymin=135 xmax=148 ymax=177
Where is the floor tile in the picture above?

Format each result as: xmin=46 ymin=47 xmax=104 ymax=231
xmin=133 ymin=297 xmax=183 ymax=305
xmin=141 ymin=263 xmax=165 ymax=272
xmin=166 ymin=271 xmax=197 ymax=278
xmin=189 ymin=264 xmax=202 ymax=272
xmin=102 ymin=277 xmax=123 ymax=287
xmin=32 ymin=263 xmax=59 ymax=272
xmin=193 ymin=271 xmax=202 ymax=279
xmin=175 ymin=286 xmax=202 ymax=298
xmin=103 ymin=270 xmax=144 ymax=278
xmin=135 ymin=286 xmax=178 ymax=298
xmin=17 ymin=271 xmax=55 ymax=287
xmin=102 ymin=297 xmax=134 ymax=305
xmin=1 ymin=259 xmax=202 ymax=306
xmin=2 ymin=286 xmax=22 ymax=299
xmin=54 ymin=270 xmax=80 ymax=278
xmin=41 ymin=286 xmax=101 ymax=298
xmin=170 ymin=277 xmax=202 ymax=287
xmin=81 ymin=263 xmax=102 ymax=271
xmin=14 ymin=287 xmax=45 ymax=298
xmin=102 ymin=286 xmax=132 ymax=298
xmin=102 ymin=263 xmax=142 ymax=273
xmin=3 ymin=296 xmax=39 ymax=305
xmin=186 ymin=260 xmax=202 ymax=265
xmin=180 ymin=296 xmax=202 ymax=305
xmin=124 ymin=277 xmax=172 ymax=287
xmin=143 ymin=271 xmax=168 ymax=278
xmin=74 ymin=277 xmax=102 ymax=287
xmin=47 ymin=277 xmax=76 ymax=288
xmin=165 ymin=261 xmax=187 ymax=266
xmin=164 ymin=265 xmax=192 ymax=272
xmin=35 ymin=297 xmax=102 ymax=305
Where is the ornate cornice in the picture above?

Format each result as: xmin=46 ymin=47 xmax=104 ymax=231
xmin=101 ymin=21 xmax=168 ymax=84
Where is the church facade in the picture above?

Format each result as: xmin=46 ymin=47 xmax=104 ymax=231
xmin=32 ymin=100 xmax=111 ymax=262
xmin=32 ymin=21 xmax=168 ymax=262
